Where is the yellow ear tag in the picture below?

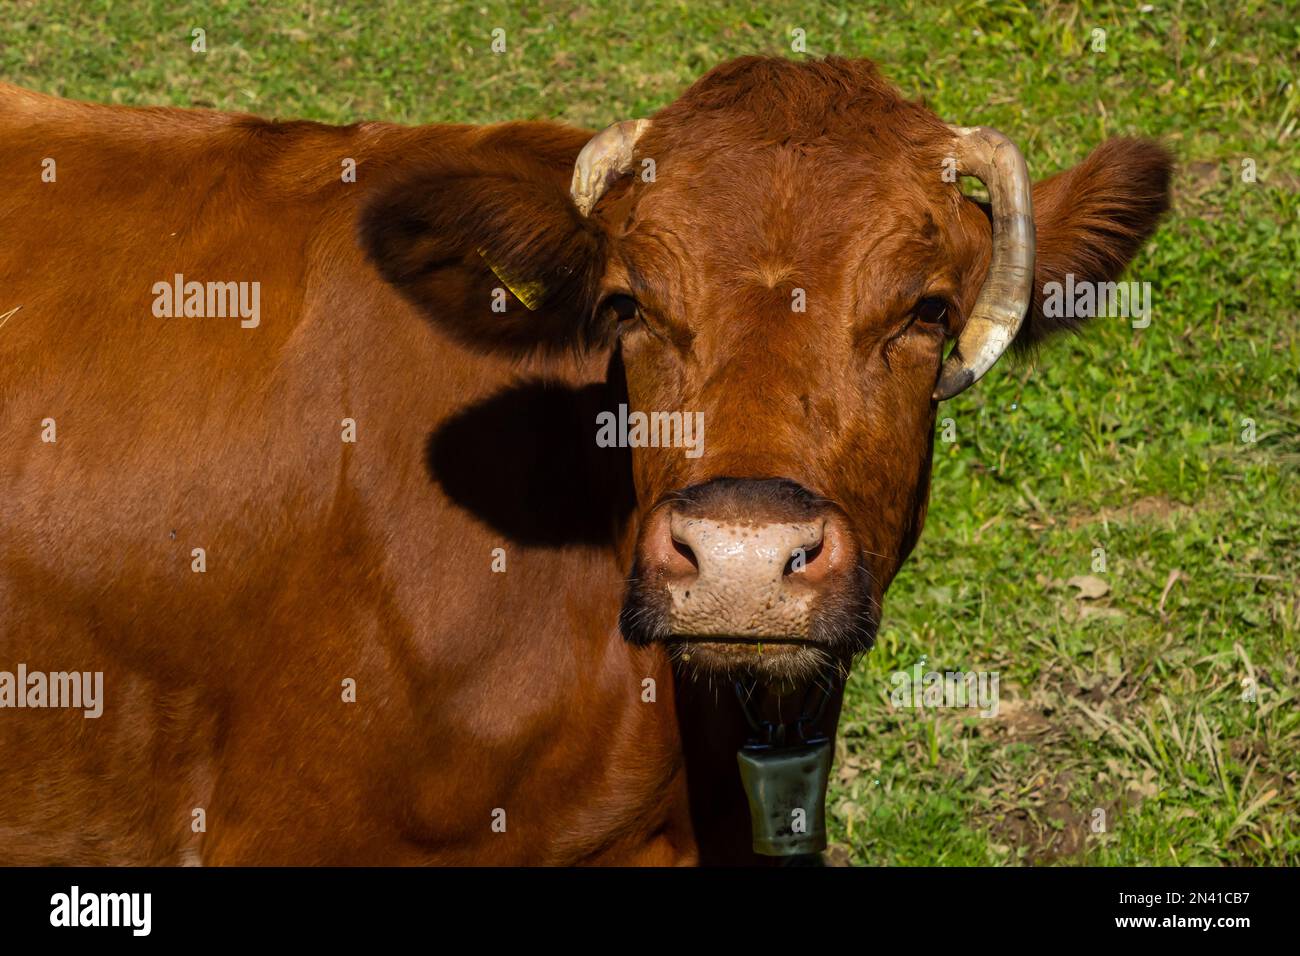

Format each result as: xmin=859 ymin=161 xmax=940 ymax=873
xmin=478 ymin=249 xmax=546 ymax=311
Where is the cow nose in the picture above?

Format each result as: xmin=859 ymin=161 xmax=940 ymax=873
xmin=668 ymin=513 xmax=826 ymax=589
xmin=638 ymin=484 xmax=854 ymax=641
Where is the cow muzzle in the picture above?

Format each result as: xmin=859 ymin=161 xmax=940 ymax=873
xmin=620 ymin=479 xmax=876 ymax=678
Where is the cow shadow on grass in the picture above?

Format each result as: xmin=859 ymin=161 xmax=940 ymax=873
xmin=426 ymin=379 xmax=635 ymax=548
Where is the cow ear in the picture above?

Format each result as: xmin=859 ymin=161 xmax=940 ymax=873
xmin=358 ymin=125 xmax=610 ymax=356
xmin=1019 ymin=138 xmax=1173 ymax=347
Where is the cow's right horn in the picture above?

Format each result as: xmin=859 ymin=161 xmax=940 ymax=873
xmin=933 ymin=125 xmax=1035 ymax=401
xmin=570 ymin=119 xmax=651 ymax=217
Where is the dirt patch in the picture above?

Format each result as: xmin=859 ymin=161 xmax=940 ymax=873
xmin=1065 ymin=494 xmax=1192 ymax=530
xmin=985 ymin=775 xmax=1086 ymax=864
xmin=822 ymin=844 xmax=854 ymax=867
xmin=980 ymin=694 xmax=1053 ymax=738
xmin=973 ymin=688 xmax=1086 ymax=862
xmin=982 ymin=767 xmax=1150 ymax=865
xmin=974 ymin=680 xmax=1150 ymax=863
xmin=1182 ymin=160 xmax=1223 ymax=197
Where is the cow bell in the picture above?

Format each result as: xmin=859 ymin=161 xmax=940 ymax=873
xmin=736 ymin=738 xmax=834 ymax=857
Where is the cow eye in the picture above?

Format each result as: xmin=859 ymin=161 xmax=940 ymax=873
xmin=913 ymin=296 xmax=949 ymax=329
xmin=603 ymin=293 xmax=640 ymax=323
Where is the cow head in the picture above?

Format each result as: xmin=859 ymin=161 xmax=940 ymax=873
xmin=361 ymin=56 xmax=1171 ymax=685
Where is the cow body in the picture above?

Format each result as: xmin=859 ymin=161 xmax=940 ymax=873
xmin=0 ymin=58 xmax=1171 ymax=866
xmin=0 ymin=86 xmax=755 ymax=864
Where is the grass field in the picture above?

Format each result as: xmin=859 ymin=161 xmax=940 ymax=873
xmin=2 ymin=1 xmax=1296 ymax=865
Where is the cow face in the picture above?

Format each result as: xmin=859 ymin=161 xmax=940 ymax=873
xmin=361 ymin=56 xmax=1170 ymax=684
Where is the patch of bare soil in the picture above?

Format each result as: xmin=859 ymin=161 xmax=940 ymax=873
xmin=1065 ymin=494 xmax=1191 ymax=530
xmin=975 ymin=679 xmax=1149 ymax=864
xmin=987 ymin=774 xmax=1086 ymax=864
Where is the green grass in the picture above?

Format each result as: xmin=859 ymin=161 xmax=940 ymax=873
xmin=3 ymin=0 xmax=1296 ymax=865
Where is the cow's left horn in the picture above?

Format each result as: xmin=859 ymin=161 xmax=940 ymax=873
xmin=933 ymin=125 xmax=1035 ymax=401
xmin=570 ymin=119 xmax=651 ymax=217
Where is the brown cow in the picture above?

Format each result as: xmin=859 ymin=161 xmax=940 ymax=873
xmin=0 ymin=56 xmax=1170 ymax=865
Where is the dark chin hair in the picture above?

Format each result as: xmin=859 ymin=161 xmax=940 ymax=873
xmin=618 ymin=561 xmax=671 ymax=647
xmin=618 ymin=558 xmax=880 ymax=657
xmin=808 ymin=559 xmax=880 ymax=657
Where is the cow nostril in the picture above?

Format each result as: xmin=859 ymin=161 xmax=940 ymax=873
xmin=672 ymin=538 xmax=699 ymax=572
xmin=783 ymin=540 xmax=824 ymax=576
